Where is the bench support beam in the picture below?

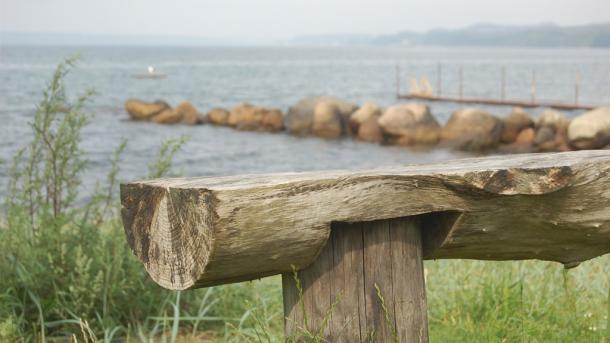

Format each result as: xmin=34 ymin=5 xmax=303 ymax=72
xmin=282 ymin=217 xmax=429 ymax=342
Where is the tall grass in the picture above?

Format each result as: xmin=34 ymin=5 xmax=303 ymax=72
xmin=0 ymin=59 xmax=608 ymax=342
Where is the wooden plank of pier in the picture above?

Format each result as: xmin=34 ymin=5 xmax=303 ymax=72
xmin=398 ymin=93 xmax=597 ymax=111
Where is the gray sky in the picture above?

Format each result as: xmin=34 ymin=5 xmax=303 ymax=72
xmin=1 ymin=0 xmax=609 ymax=40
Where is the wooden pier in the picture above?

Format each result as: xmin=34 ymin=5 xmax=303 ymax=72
xmin=397 ymin=93 xmax=596 ymax=111
xmin=396 ymin=64 xmax=601 ymax=111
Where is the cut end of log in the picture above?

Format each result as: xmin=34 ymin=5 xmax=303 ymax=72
xmin=120 ymin=183 xmax=216 ymax=290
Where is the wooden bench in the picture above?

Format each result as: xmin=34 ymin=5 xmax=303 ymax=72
xmin=121 ymin=150 xmax=610 ymax=342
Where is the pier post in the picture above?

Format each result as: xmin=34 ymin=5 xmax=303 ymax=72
xmin=575 ymin=71 xmax=581 ymax=105
xmin=437 ymin=63 xmax=442 ymax=96
xmin=501 ymin=66 xmax=506 ymax=100
xmin=395 ymin=64 xmax=401 ymax=98
xmin=458 ymin=67 xmax=463 ymax=100
xmin=531 ymin=70 xmax=537 ymax=103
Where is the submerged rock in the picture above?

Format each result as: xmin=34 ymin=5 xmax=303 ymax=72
xmin=568 ymin=107 xmax=610 ymax=150
xmin=125 ymin=99 xmax=170 ymax=121
xmin=441 ymin=108 xmax=503 ymax=151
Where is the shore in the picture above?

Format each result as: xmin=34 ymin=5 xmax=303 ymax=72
xmin=124 ymin=97 xmax=610 ymax=154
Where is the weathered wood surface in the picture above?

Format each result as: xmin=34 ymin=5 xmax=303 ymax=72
xmin=121 ymin=150 xmax=610 ymax=289
xmin=282 ymin=218 xmax=428 ymax=342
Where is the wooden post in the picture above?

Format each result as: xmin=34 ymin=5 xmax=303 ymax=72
xmin=531 ymin=70 xmax=536 ymax=103
xmin=575 ymin=71 xmax=581 ymax=105
xmin=437 ymin=63 xmax=442 ymax=96
xmin=458 ymin=67 xmax=463 ymax=100
xmin=282 ymin=217 xmax=428 ymax=342
xmin=501 ymin=66 xmax=506 ymax=100
xmin=396 ymin=64 xmax=401 ymax=98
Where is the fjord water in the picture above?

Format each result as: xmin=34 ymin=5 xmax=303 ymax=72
xmin=1 ymin=46 xmax=610 ymax=192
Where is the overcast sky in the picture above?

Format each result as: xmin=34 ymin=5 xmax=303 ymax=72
xmin=1 ymin=0 xmax=609 ymax=40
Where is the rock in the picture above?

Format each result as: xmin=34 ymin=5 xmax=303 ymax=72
xmin=567 ymin=107 xmax=610 ymax=149
xmin=378 ymin=103 xmax=440 ymax=145
xmin=125 ymin=99 xmax=170 ymax=121
xmin=515 ymin=127 xmax=536 ymax=145
xmin=207 ymin=108 xmax=230 ymax=126
xmin=536 ymin=109 xmax=570 ymax=134
xmin=175 ymin=101 xmax=202 ymax=125
xmin=285 ymin=96 xmax=357 ymax=135
xmin=152 ymin=108 xmax=182 ymax=124
xmin=312 ymin=101 xmax=343 ymax=139
xmin=397 ymin=127 xmax=441 ymax=146
xmin=349 ymin=102 xmax=381 ymax=134
xmin=228 ymin=103 xmax=261 ymax=128
xmin=534 ymin=126 xmax=555 ymax=146
xmin=357 ymin=117 xmax=383 ymax=143
xmin=441 ymin=108 xmax=503 ymax=151
xmin=500 ymin=108 xmax=534 ymax=144
xmin=260 ymin=108 xmax=284 ymax=132
xmin=228 ymin=104 xmax=284 ymax=132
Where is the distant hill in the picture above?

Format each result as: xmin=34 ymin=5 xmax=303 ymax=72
xmin=3 ymin=23 xmax=609 ymax=47
xmin=291 ymin=23 xmax=610 ymax=47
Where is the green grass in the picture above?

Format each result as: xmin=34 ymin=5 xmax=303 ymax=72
xmin=0 ymin=59 xmax=609 ymax=342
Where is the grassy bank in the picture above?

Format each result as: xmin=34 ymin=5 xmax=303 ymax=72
xmin=0 ymin=60 xmax=608 ymax=342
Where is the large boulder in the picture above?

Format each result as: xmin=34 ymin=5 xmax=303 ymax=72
xmin=175 ymin=101 xmax=202 ymax=125
xmin=228 ymin=103 xmax=261 ymax=128
xmin=228 ymin=104 xmax=284 ymax=132
xmin=536 ymin=109 xmax=570 ymax=134
xmin=285 ymin=96 xmax=357 ymax=135
xmin=125 ymin=99 xmax=170 ymax=121
xmin=515 ymin=127 xmax=536 ymax=145
xmin=568 ymin=107 xmax=610 ymax=149
xmin=500 ymin=108 xmax=534 ymax=144
xmin=533 ymin=109 xmax=571 ymax=152
xmin=260 ymin=108 xmax=285 ymax=132
xmin=357 ymin=117 xmax=383 ymax=143
xmin=312 ymin=101 xmax=343 ymax=139
xmin=378 ymin=103 xmax=440 ymax=145
xmin=441 ymin=108 xmax=503 ymax=151
xmin=207 ymin=108 xmax=230 ymax=126
xmin=152 ymin=108 xmax=182 ymax=124
xmin=349 ymin=102 xmax=381 ymax=134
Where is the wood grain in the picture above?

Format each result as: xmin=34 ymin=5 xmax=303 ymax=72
xmin=282 ymin=218 xmax=428 ymax=342
xmin=121 ymin=150 xmax=610 ymax=289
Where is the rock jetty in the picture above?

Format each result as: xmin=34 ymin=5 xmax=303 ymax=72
xmin=124 ymin=97 xmax=610 ymax=154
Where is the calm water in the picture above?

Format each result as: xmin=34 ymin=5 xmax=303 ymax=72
xmin=1 ymin=45 xmax=610 ymax=194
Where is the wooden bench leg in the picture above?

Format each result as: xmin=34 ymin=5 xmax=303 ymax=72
xmin=282 ymin=217 xmax=429 ymax=342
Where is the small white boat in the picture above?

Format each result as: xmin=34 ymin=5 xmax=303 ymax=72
xmin=133 ymin=66 xmax=166 ymax=79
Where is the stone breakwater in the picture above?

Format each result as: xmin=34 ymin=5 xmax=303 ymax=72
xmin=124 ymin=97 xmax=610 ymax=153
